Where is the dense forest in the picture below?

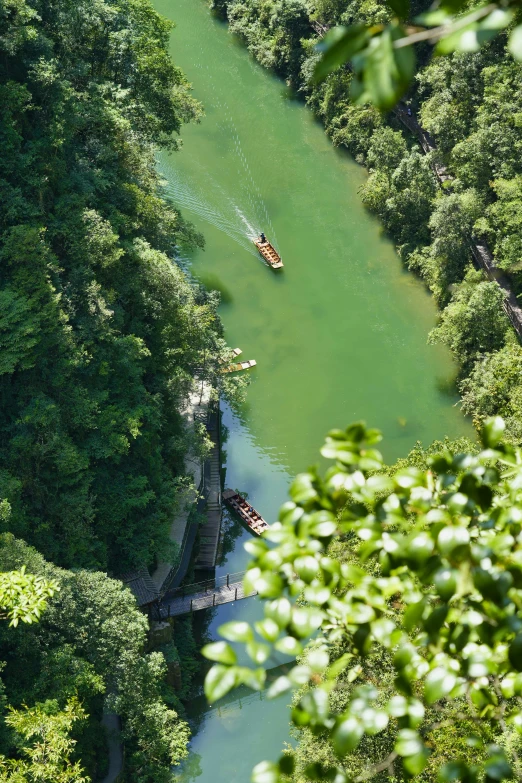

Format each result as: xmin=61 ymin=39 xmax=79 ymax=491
xmin=0 ymin=0 xmax=231 ymax=575
xmin=0 ymin=0 xmax=230 ymax=779
xmin=212 ymin=0 xmax=522 ymax=444
xmin=3 ymin=0 xmax=522 ymax=781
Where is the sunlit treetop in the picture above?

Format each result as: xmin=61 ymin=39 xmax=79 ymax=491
xmin=314 ymin=0 xmax=522 ymax=109
xmin=203 ymin=416 xmax=522 ymax=783
xmin=0 ymin=566 xmax=59 ymax=627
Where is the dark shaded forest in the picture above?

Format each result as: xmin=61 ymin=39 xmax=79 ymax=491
xmin=0 ymin=0 xmax=229 ymax=779
xmin=0 ymin=0 xmax=227 ymax=574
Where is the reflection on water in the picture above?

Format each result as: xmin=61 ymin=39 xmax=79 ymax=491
xmin=174 ymin=594 xmax=294 ymax=783
xmin=187 ymin=662 xmax=294 ymax=721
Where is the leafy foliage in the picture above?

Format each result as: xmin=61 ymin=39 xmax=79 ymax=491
xmin=0 ymin=502 xmax=58 ymax=627
xmin=203 ymin=419 xmax=522 ymax=783
xmin=429 ymin=269 xmax=511 ymax=374
xmin=313 ymin=0 xmax=522 ymax=111
xmin=227 ymin=0 xmax=311 ymax=81
xmin=0 ymin=0 xmax=236 ymax=573
xmin=0 ymin=534 xmax=189 ymax=782
xmin=0 ymin=698 xmax=87 ymax=783
xmin=0 ymin=568 xmax=58 ymax=628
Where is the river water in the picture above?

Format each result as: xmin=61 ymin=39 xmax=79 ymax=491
xmin=153 ymin=0 xmax=473 ymax=779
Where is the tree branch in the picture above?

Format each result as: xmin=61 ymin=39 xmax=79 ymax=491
xmin=393 ymin=4 xmax=496 ymax=48
xmin=354 ymin=751 xmax=398 ymax=782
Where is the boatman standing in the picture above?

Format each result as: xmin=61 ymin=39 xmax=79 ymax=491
xmin=260 ymin=232 xmax=266 ymax=243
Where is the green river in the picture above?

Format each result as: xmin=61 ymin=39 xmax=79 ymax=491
xmin=153 ymin=0 xmax=474 ymax=779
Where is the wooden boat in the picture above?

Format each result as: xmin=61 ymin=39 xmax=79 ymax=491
xmin=222 ymin=359 xmax=256 ymax=374
xmin=222 ymin=489 xmax=269 ymax=535
xmin=254 ymin=238 xmax=283 ymax=269
xmin=219 ymin=348 xmax=242 ymax=366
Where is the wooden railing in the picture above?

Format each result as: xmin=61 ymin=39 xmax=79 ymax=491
xmin=162 ymin=570 xmax=247 ymax=601
xmin=157 ymin=571 xmax=256 ymax=618
xmin=157 ymin=402 xmax=214 ymax=596
xmin=158 ymin=471 xmax=207 ymax=597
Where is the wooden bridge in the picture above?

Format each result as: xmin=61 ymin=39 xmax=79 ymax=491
xmin=158 ymin=571 xmax=256 ymax=618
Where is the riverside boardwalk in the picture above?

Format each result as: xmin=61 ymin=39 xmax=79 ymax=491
xmin=160 ymin=571 xmax=256 ymax=618
xmin=194 ymin=404 xmax=222 ymax=570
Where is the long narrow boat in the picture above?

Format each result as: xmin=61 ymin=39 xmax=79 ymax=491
xmin=222 ymin=489 xmax=269 ymax=535
xmin=222 ymin=359 xmax=256 ymax=374
xmin=218 ymin=347 xmax=242 ymax=367
xmin=254 ymin=238 xmax=283 ymax=269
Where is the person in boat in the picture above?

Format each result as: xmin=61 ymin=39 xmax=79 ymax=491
xmin=259 ymin=232 xmax=266 ymax=244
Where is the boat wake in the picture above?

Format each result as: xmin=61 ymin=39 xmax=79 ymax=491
xmin=158 ymin=48 xmax=279 ymax=258
xmin=161 ymin=156 xmax=278 ymax=258
xmin=163 ymin=173 xmax=257 ymax=255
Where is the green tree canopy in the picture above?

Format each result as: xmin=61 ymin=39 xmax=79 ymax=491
xmin=0 ymin=0 xmax=236 ymax=572
xmin=0 ymin=534 xmax=189 ymax=781
xmin=203 ymin=418 xmax=522 ymax=783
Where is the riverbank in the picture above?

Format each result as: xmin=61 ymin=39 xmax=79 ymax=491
xmin=0 ymin=0 xmax=228 ymax=779
xmin=212 ymin=0 xmax=522 ymax=443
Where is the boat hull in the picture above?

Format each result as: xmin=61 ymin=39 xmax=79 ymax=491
xmin=222 ymin=359 xmax=256 ymax=374
xmin=222 ymin=489 xmax=269 ymax=536
xmin=254 ymin=240 xmax=283 ymax=269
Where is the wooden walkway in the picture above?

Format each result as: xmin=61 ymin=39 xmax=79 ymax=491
xmin=195 ymin=406 xmax=222 ymax=570
xmin=469 ymin=242 xmax=522 ymax=342
xmin=160 ymin=571 xmax=256 ymax=618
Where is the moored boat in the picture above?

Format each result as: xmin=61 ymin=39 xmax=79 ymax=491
xmin=222 ymin=489 xmax=269 ymax=535
xmin=222 ymin=359 xmax=256 ymax=374
xmin=254 ymin=236 xmax=283 ymax=269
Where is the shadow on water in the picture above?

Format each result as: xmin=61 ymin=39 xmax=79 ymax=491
xmin=436 ymin=372 xmax=461 ymax=399
xmin=280 ymin=84 xmax=303 ymax=104
xmin=196 ymin=273 xmax=234 ymax=304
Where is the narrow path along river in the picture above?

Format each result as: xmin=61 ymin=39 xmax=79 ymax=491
xmin=153 ymin=1 xmax=474 ymax=780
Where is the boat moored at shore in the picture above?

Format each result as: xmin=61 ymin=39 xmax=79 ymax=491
xmin=222 ymin=489 xmax=269 ymax=535
xmin=222 ymin=359 xmax=257 ymax=373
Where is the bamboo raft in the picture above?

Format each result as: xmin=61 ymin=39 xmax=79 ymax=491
xmin=222 ymin=359 xmax=256 ymax=374
xmin=254 ymin=239 xmax=283 ymax=269
xmin=222 ymin=489 xmax=269 ymax=535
